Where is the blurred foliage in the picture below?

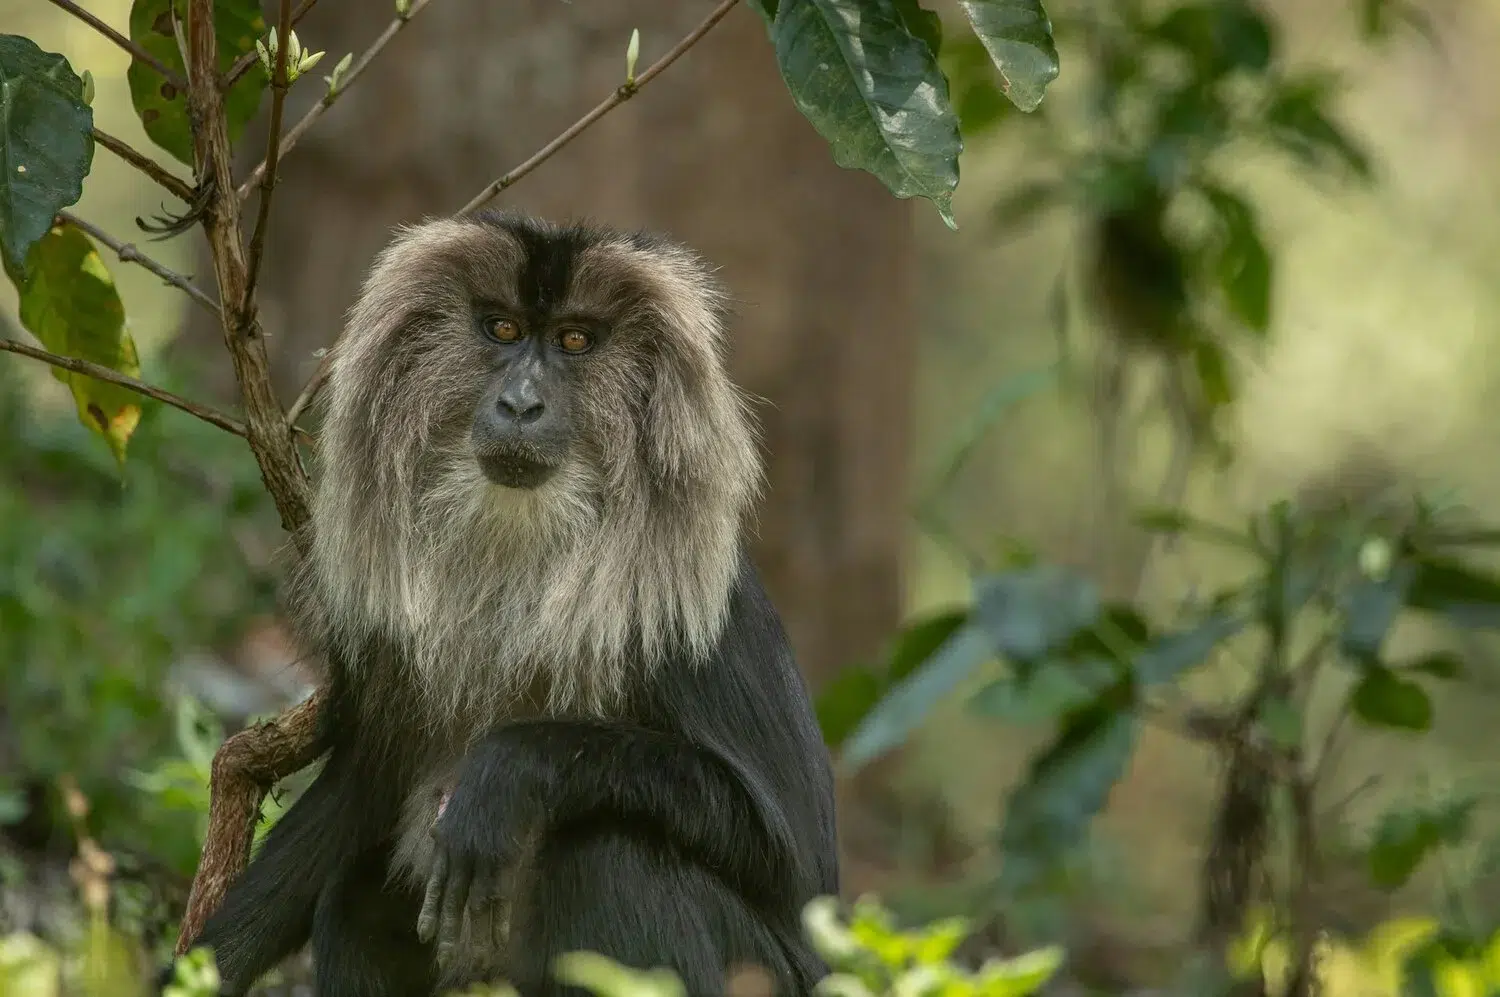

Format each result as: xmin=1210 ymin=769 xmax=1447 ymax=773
xmin=0 ymin=359 xmax=278 ymax=876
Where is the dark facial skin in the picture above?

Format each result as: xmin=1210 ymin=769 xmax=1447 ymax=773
xmin=469 ymin=310 xmax=603 ymax=489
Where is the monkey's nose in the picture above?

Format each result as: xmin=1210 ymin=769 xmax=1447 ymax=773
xmin=496 ymin=386 xmax=545 ymax=424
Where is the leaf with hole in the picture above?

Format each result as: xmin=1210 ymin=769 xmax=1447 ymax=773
xmin=957 ymin=0 xmax=1060 ymax=113
xmin=127 ymin=0 xmax=268 ymax=166
xmin=767 ymin=0 xmax=963 ymax=227
xmin=1349 ymin=666 xmax=1432 ymax=733
xmin=972 ymin=565 xmax=1101 ymax=664
xmin=998 ymin=703 xmax=1139 ymax=894
xmin=839 ymin=622 xmax=993 ymax=772
xmin=0 ymin=35 xmax=95 ymax=271
xmin=3 ymin=225 xmax=141 ymax=461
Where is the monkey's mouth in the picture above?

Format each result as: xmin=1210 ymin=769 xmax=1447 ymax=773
xmin=475 ymin=449 xmax=558 ymax=490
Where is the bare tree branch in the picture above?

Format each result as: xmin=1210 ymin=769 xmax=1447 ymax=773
xmin=223 ymin=0 xmax=318 ymax=87
xmin=236 ymin=0 xmax=436 ymax=201
xmin=91 ymin=128 xmax=197 ymax=204
xmin=285 ymin=350 xmax=330 ymax=427
xmin=43 ymin=0 xmax=187 ymax=90
xmin=458 ymin=0 xmax=740 ymax=215
xmin=241 ymin=0 xmax=295 ymax=312
xmin=0 ymin=337 xmax=246 ymax=437
xmin=56 ymin=212 xmax=220 ymax=316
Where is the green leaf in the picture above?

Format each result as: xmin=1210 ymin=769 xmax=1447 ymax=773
xmin=956 ymin=0 xmax=1061 ymax=113
xmin=894 ymin=0 xmax=943 ymax=57
xmin=1340 ymin=560 xmax=1415 ymax=664
xmin=1366 ymin=796 xmax=1477 ymax=889
xmin=1132 ymin=612 xmax=1245 ymax=685
xmin=972 ymin=565 xmax=1101 ymax=664
xmin=1193 ymin=339 xmax=1236 ymax=411
xmin=888 ymin=609 xmax=970 ymax=682
xmin=816 ymin=665 xmax=885 ymax=749
xmin=0 ymin=34 xmax=95 ymax=271
xmin=1349 ymin=665 xmax=1433 ymax=732
xmin=1151 ymin=1 xmax=1275 ymax=78
xmin=3 ymin=224 xmax=141 ymax=461
xmin=998 ymin=704 xmax=1139 ymax=893
xmin=769 ymin=0 xmax=963 ymax=227
xmin=1405 ymin=553 xmax=1500 ymax=630
xmin=1257 ymin=694 xmax=1303 ymax=751
xmin=127 ymin=0 xmax=268 ymax=166
xmin=1261 ymin=72 xmax=1373 ymax=182
xmin=1401 ymin=651 xmax=1463 ymax=681
xmin=840 ymin=623 xmax=994 ymax=771
xmin=1200 ymin=183 xmax=1272 ymax=335
xmin=968 ymin=657 xmax=1119 ymax=724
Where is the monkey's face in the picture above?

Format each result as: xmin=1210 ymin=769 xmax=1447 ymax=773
xmin=467 ymin=307 xmax=599 ymax=490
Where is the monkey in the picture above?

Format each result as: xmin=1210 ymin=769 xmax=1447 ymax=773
xmin=172 ymin=211 xmax=840 ymax=997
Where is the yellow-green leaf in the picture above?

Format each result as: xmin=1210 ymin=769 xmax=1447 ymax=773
xmin=127 ymin=0 xmax=268 ymax=166
xmin=5 ymin=224 xmax=141 ymax=461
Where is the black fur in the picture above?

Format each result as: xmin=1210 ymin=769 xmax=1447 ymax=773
xmin=179 ymin=554 xmax=838 ymax=996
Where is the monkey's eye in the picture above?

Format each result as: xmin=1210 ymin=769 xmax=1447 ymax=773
xmin=483 ymin=317 xmax=522 ymax=343
xmin=557 ymin=328 xmax=593 ymax=354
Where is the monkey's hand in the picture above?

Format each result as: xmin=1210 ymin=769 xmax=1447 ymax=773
xmin=415 ymin=732 xmax=554 ymax=956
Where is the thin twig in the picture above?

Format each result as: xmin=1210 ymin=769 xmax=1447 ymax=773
xmin=0 ymin=338 xmax=246 ymax=437
xmin=56 ymin=212 xmax=220 ymax=316
xmin=236 ymin=0 xmax=436 ymax=200
xmin=458 ymin=0 xmax=740 ymax=215
xmin=223 ymin=0 xmax=318 ymax=87
xmin=242 ymin=0 xmax=295 ymax=313
xmin=285 ymin=351 xmax=330 ymax=427
xmin=43 ymin=0 xmax=187 ymax=90
xmin=91 ymin=127 xmax=196 ymax=203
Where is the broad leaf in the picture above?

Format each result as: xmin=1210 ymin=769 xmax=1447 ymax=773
xmin=1132 ymin=612 xmax=1245 ymax=685
xmin=1349 ymin=665 xmax=1432 ymax=733
xmin=888 ymin=609 xmax=970 ymax=682
xmin=769 ymin=0 xmax=963 ymax=227
xmin=1340 ymin=560 xmax=1416 ymax=664
xmin=1200 ymin=183 xmax=1272 ymax=335
xmin=968 ymin=657 xmax=1119 ymax=724
xmin=998 ymin=704 xmax=1139 ymax=893
xmin=4 ymin=225 xmax=141 ymax=461
xmin=0 ymin=35 xmax=94 ymax=270
xmin=1261 ymin=72 xmax=1373 ymax=182
xmin=816 ymin=665 xmax=885 ymax=749
xmin=957 ymin=0 xmax=1060 ymax=113
xmin=972 ymin=565 xmax=1101 ymax=664
xmin=1151 ymin=1 xmax=1275 ymax=78
xmin=1366 ymin=796 xmax=1476 ymax=890
xmin=127 ymin=0 xmax=268 ymax=166
xmin=1406 ymin=553 xmax=1500 ymax=630
xmin=840 ymin=622 xmax=993 ymax=771
xmin=1401 ymin=651 xmax=1463 ymax=681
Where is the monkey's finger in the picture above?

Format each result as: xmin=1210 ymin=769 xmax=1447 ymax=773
xmin=416 ymin=851 xmax=448 ymax=943
xmin=437 ymin=857 xmax=473 ymax=951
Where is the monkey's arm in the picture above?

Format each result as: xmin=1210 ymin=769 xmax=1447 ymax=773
xmin=417 ymin=718 xmax=806 ymax=947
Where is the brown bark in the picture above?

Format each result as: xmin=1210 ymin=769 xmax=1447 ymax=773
xmin=174 ymin=0 xmax=917 ymax=890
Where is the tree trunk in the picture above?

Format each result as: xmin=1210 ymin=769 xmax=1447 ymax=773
xmin=175 ymin=0 xmax=917 ymax=892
